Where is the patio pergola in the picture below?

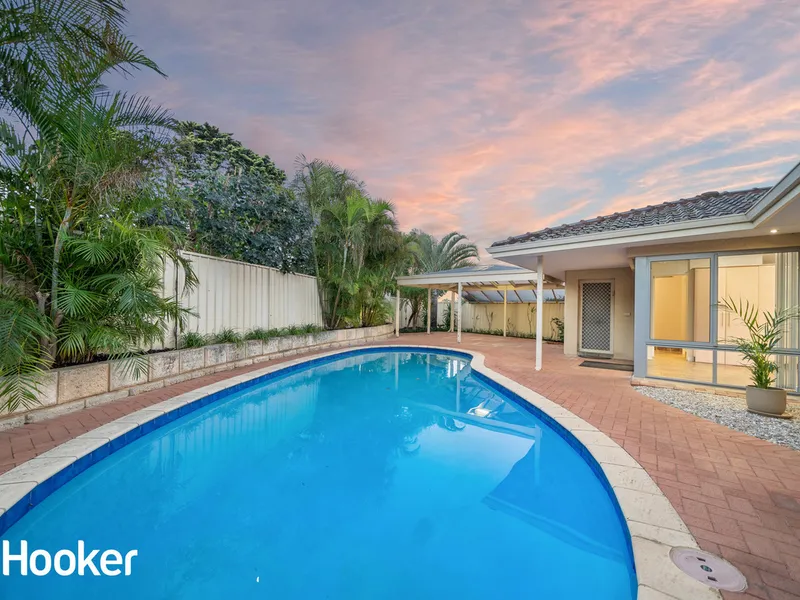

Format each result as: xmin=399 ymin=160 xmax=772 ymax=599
xmin=395 ymin=263 xmax=564 ymax=371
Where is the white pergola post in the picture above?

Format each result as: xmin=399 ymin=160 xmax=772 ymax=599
xmin=457 ymin=281 xmax=463 ymax=343
xmin=427 ymin=287 xmax=432 ymax=334
xmin=503 ymin=289 xmax=508 ymax=337
xmin=535 ymin=255 xmax=544 ymax=371
xmin=395 ymin=288 xmax=400 ymax=338
xmin=449 ymin=291 xmax=455 ymax=332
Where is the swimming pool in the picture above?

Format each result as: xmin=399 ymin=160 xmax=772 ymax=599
xmin=0 ymin=349 xmax=636 ymax=599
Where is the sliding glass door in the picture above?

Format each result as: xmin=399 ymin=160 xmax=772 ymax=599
xmin=644 ymin=250 xmax=800 ymax=391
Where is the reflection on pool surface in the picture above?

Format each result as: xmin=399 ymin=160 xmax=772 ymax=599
xmin=0 ymin=350 xmax=636 ymax=599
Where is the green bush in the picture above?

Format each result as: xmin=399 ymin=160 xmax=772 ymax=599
xmin=244 ymin=328 xmax=277 ymax=342
xmin=209 ymin=329 xmax=244 ymax=345
xmin=180 ymin=332 xmax=208 ymax=349
xmin=244 ymin=324 xmax=325 ymax=341
xmin=0 ymin=2 xmax=197 ymax=411
xmin=551 ymin=317 xmax=565 ymax=342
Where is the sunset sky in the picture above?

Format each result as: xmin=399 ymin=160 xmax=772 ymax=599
xmin=118 ymin=0 xmax=800 ymax=253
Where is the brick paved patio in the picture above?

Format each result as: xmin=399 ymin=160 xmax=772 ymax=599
xmin=3 ymin=333 xmax=800 ymax=599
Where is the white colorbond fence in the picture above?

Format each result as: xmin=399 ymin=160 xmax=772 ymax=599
xmin=458 ymin=301 xmax=564 ymax=338
xmin=160 ymin=251 xmax=323 ymax=348
xmin=399 ymin=296 xmax=564 ymax=338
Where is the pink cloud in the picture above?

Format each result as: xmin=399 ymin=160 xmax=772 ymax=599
xmin=124 ymin=0 xmax=800 ymax=253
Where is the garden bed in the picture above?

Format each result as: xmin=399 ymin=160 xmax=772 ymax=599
xmin=0 ymin=325 xmax=394 ymax=429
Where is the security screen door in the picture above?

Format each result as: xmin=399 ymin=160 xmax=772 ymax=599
xmin=580 ymin=281 xmax=613 ymax=354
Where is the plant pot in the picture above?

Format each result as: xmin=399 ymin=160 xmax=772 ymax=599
xmin=745 ymin=386 xmax=788 ymax=417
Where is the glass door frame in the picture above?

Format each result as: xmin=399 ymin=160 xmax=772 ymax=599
xmin=635 ymin=248 xmax=800 ymax=391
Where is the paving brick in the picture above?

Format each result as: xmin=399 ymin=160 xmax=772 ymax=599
xmin=744 ymin=532 xmax=784 ymax=564
xmin=692 ymin=526 xmax=749 ymax=552
xmin=727 ymin=495 xmax=757 ymax=516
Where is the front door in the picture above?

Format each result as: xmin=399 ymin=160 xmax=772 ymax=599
xmin=580 ymin=281 xmax=613 ymax=355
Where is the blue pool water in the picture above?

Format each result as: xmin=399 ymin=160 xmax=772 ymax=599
xmin=0 ymin=350 xmax=635 ymax=599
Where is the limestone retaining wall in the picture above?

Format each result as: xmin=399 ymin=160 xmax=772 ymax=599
xmin=1 ymin=325 xmax=394 ymax=429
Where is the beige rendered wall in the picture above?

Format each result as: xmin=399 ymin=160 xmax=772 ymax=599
xmin=460 ymin=302 xmax=565 ymax=337
xmin=564 ymin=267 xmax=635 ymax=360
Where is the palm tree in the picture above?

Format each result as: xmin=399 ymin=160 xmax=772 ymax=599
xmin=407 ymin=230 xmax=479 ymax=328
xmin=320 ymin=190 xmax=369 ymax=326
xmin=291 ymin=156 xmax=364 ymax=324
xmin=410 ymin=230 xmax=479 ymax=272
xmin=355 ymin=199 xmax=409 ymax=327
xmin=0 ymin=1 xmax=163 ymax=130
xmin=291 ymin=155 xmax=363 ymax=219
xmin=0 ymin=0 xmax=196 ymax=411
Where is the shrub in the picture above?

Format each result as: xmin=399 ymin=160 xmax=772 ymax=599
xmin=244 ymin=328 xmax=277 ymax=342
xmin=551 ymin=317 xmax=565 ymax=342
xmin=244 ymin=324 xmax=324 ymax=341
xmin=180 ymin=332 xmax=208 ymax=349
xmin=209 ymin=329 xmax=244 ymax=345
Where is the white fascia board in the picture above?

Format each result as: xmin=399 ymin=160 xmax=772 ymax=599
xmin=746 ymin=160 xmax=800 ymax=220
xmin=751 ymin=180 xmax=800 ymax=226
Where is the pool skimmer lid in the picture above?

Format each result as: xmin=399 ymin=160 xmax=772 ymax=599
xmin=670 ymin=547 xmax=747 ymax=592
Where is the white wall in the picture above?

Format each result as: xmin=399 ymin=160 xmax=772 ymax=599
xmin=161 ymin=251 xmax=323 ymax=347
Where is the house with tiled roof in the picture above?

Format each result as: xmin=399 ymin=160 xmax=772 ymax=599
xmin=487 ymin=161 xmax=800 ymax=392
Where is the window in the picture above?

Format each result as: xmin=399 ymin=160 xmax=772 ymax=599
xmin=717 ymin=351 xmax=799 ymax=391
xmin=650 ymin=258 xmax=710 ymax=342
xmin=646 ymin=345 xmax=713 ymax=384
xmin=645 ymin=250 xmax=800 ymax=391
xmin=717 ymin=252 xmax=800 ymax=351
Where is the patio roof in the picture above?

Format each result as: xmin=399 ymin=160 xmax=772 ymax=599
xmin=396 ymin=264 xmax=564 ymax=294
xmin=394 ymin=262 xmax=552 ymax=371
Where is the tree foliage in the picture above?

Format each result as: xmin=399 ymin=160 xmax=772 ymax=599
xmin=0 ymin=0 xmax=195 ymax=411
xmin=402 ymin=230 xmax=479 ymax=327
xmin=156 ymin=121 xmax=313 ymax=272
xmin=0 ymin=0 xmax=162 ymax=112
xmin=409 ymin=230 xmax=479 ymax=272
xmin=189 ymin=174 xmax=313 ymax=273
xmin=173 ymin=121 xmax=285 ymax=185
xmin=292 ymin=157 xmax=413 ymax=329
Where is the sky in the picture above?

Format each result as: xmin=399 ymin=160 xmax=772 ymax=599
xmin=117 ymin=0 xmax=800 ymax=254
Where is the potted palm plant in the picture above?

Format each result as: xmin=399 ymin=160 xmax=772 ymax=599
xmin=720 ymin=298 xmax=798 ymax=418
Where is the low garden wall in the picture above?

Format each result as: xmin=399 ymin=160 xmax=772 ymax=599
xmin=1 ymin=325 xmax=394 ymax=429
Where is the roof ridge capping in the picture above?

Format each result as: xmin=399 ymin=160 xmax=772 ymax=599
xmin=490 ymin=186 xmax=772 ymax=248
